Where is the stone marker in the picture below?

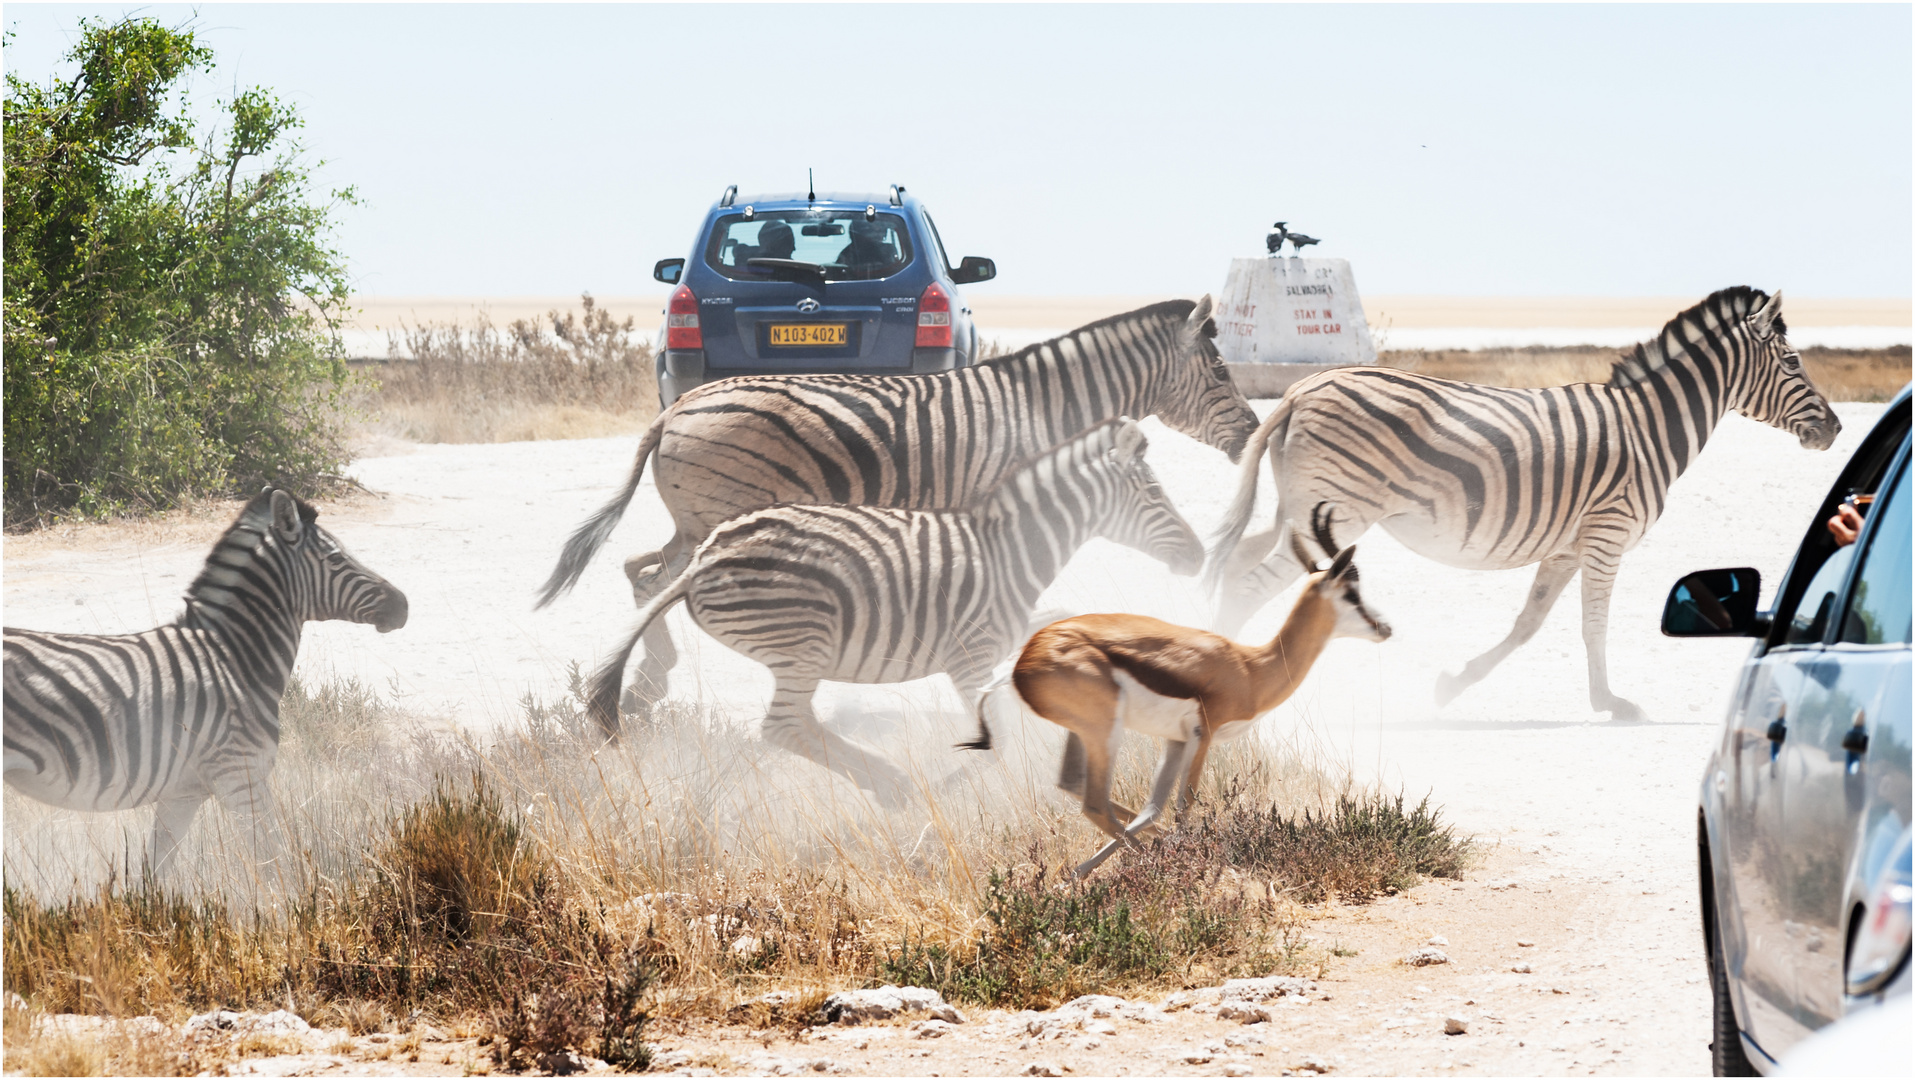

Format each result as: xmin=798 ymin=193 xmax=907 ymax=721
xmin=1215 ymin=257 xmax=1376 ymax=397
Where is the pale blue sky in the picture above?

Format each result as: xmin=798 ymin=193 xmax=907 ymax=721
xmin=5 ymin=3 xmax=1910 ymax=298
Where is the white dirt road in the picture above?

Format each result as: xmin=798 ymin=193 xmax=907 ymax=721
xmin=2 ymin=400 xmax=1885 ymax=1075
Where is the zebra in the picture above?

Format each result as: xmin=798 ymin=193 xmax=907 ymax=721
xmin=536 ymin=296 xmax=1256 ymax=709
xmin=585 ymin=418 xmax=1204 ymax=805
xmin=3 ymin=488 xmax=408 ymax=874
xmin=1205 ymin=287 xmax=1840 ymax=721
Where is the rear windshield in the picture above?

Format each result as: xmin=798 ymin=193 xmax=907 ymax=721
xmin=704 ymin=210 xmax=914 ymax=281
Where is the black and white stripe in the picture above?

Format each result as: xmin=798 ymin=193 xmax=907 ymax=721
xmin=3 ymin=489 xmax=408 ymax=872
xmin=536 ymin=298 xmax=1255 ymax=705
xmin=1207 ymin=287 xmax=1840 ymax=719
xmin=588 ymin=418 xmax=1204 ymax=805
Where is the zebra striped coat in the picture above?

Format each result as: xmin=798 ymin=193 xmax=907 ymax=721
xmin=3 ymin=489 xmax=408 ymax=873
xmin=535 ymin=298 xmax=1253 ymax=705
xmin=1207 ymin=287 xmax=1840 ymax=720
xmin=589 ymin=418 xmax=1204 ymax=804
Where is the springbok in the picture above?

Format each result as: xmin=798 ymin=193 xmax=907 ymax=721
xmin=974 ymin=512 xmax=1390 ymax=878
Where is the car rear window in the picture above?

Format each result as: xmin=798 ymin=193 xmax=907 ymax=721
xmin=704 ymin=210 xmax=913 ymax=281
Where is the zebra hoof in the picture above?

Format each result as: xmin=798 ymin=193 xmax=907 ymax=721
xmin=1432 ymin=672 xmax=1467 ymax=707
xmin=1602 ymin=698 xmax=1646 ymax=723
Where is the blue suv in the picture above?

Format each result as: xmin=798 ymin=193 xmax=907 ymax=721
xmin=651 ymin=184 xmax=996 ymax=405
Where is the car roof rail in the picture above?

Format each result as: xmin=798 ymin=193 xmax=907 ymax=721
xmin=888 ymin=184 xmax=906 ymax=207
xmin=719 ymin=184 xmax=738 ymax=208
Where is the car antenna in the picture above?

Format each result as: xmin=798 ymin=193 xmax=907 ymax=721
xmin=807 ymin=168 xmax=815 ymax=206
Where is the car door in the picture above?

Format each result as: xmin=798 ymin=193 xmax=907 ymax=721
xmin=1780 ymin=440 xmax=1912 ymax=1029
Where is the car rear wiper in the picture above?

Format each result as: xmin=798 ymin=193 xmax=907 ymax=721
xmin=745 ymin=258 xmax=827 ymax=285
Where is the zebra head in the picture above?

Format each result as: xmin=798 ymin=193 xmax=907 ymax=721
xmin=1150 ymin=296 xmax=1259 ymax=462
xmin=1731 ymin=289 xmax=1841 ymax=451
xmin=263 ymin=489 xmax=409 ymax=633
xmin=1091 ymin=419 xmax=1206 ymax=577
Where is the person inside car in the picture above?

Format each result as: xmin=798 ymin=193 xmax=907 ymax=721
xmin=1791 ymin=493 xmax=1875 ymax=644
xmin=756 ymin=220 xmax=796 ymax=261
xmin=835 ymin=218 xmax=893 ymax=275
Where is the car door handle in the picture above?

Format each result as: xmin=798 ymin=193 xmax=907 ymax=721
xmin=1842 ymin=709 xmax=1869 ymax=755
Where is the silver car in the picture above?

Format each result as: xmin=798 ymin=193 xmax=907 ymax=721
xmin=1664 ymin=386 xmax=1911 ymax=1075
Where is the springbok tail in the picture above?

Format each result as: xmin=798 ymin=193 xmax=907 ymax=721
xmin=587 ymin=571 xmax=696 ymax=741
xmin=1203 ymin=401 xmax=1293 ymax=594
xmin=535 ymin=410 xmax=670 ymax=609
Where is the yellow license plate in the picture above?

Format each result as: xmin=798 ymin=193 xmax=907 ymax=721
xmin=768 ymin=323 xmax=848 ymax=347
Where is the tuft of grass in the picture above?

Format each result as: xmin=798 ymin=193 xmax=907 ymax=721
xmin=352 ymin=293 xmax=658 ymax=444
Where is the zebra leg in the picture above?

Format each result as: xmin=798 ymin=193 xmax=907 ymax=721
xmin=763 ymin=677 xmax=914 ymax=809
xmin=1213 ymin=524 xmax=1309 ymax=638
xmin=1435 ymin=553 xmax=1579 ymax=707
xmin=1575 ymin=553 xmax=1645 ymax=722
xmin=148 ymin=790 xmax=210 ymax=878
xmin=621 ymin=541 xmax=690 ymax=715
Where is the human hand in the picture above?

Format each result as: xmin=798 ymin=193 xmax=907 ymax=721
xmin=1828 ymin=501 xmax=1866 ymax=546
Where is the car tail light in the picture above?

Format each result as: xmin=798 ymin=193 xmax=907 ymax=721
xmin=1847 ymin=830 xmax=1911 ymax=996
xmin=666 ymin=284 xmax=701 ymax=349
xmin=916 ymin=282 xmax=953 ymax=348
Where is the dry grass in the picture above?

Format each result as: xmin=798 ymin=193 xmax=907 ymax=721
xmin=350 ymin=294 xmax=659 ymax=445
xmin=1381 ymin=345 xmax=1909 ymax=402
xmin=2 ymin=669 xmax=1469 ymax=1069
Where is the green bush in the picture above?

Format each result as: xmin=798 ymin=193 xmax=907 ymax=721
xmin=3 ymin=17 xmax=355 ymax=527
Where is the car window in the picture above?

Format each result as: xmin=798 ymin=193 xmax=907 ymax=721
xmin=1786 ymin=544 xmax=1857 ymax=646
xmin=704 ymin=210 xmax=913 ymax=281
xmin=1840 ymin=452 xmax=1912 ymax=645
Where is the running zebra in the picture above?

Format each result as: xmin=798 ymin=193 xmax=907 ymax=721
xmin=537 ymin=297 xmax=1255 ymax=706
xmin=1206 ymin=287 xmax=1840 ymax=720
xmin=587 ymin=419 xmax=1204 ymax=804
xmin=3 ymin=489 xmax=408 ymax=874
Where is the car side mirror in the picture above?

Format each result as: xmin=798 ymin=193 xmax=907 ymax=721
xmin=654 ymin=258 xmax=685 ymax=285
xmin=1662 ymin=567 xmax=1769 ymax=637
xmin=949 ymin=256 xmax=995 ymax=285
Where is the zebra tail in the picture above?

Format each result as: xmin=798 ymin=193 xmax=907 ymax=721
xmin=587 ymin=571 xmax=696 ymax=741
xmin=535 ymin=409 xmax=670 ymax=609
xmin=956 ymin=693 xmax=995 ymax=753
xmin=1203 ymin=400 xmax=1291 ymax=594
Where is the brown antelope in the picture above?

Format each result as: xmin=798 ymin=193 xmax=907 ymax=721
xmin=971 ymin=514 xmax=1390 ymax=878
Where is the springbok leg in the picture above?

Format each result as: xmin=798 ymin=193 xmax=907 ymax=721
xmin=1074 ymin=736 xmax=1199 ymax=878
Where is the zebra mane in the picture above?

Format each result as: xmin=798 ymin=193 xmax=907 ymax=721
xmin=968 ymin=417 xmax=1127 ymax=508
xmin=1608 ymin=286 xmax=1779 ymax=389
xmin=183 ymin=489 xmax=317 ymax=600
xmin=973 ymin=299 xmax=1201 ymax=369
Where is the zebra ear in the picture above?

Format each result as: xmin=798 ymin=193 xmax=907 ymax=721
xmin=1750 ymin=290 xmax=1784 ymax=339
xmin=269 ymin=489 xmax=304 ymax=544
xmin=1113 ymin=417 xmax=1148 ymax=460
xmin=1187 ymin=295 xmax=1218 ymax=340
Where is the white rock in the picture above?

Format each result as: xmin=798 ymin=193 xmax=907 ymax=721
xmin=1517 ymin=939 xmax=1535 ymax=947
xmin=1220 ymin=976 xmax=1316 ymax=1002
xmin=186 ymin=1009 xmax=244 ymax=1034
xmin=911 ymin=1019 xmax=953 ymax=1039
xmin=820 ymin=985 xmax=962 ymax=1024
xmin=1184 ymin=1050 xmax=1215 ymax=1064
xmin=1224 ymin=1065 xmax=1255 ymax=1077
xmin=1021 ymin=1062 xmax=1061 ymax=1077
xmin=1445 ymin=1015 xmax=1471 ymax=1035
xmin=1427 ymin=935 xmax=1450 ymax=947
xmin=1407 ymin=947 xmax=1451 ymax=967
xmin=1217 ymin=1001 xmax=1272 ymax=1024
xmin=730 ymin=935 xmax=764 ymax=958
xmin=1511 ymin=962 xmax=1533 ymax=974
xmin=1298 ymin=1054 xmax=1333 ymax=1073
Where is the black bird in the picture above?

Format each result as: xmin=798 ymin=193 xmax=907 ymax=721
xmin=1266 ymin=221 xmax=1289 ymax=255
xmin=1285 ymin=227 xmax=1320 ymax=256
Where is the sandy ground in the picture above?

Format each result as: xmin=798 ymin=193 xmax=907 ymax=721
xmin=1 ymin=400 xmax=1887 ymax=1076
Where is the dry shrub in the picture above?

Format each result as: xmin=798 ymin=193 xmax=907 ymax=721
xmin=1382 ymin=345 xmax=1908 ymax=401
xmin=353 ymin=293 xmax=658 ymax=444
xmin=3 ymin=672 xmax=1469 ymax=1063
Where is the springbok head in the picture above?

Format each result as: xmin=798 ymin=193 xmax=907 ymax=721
xmin=1288 ymin=503 xmax=1391 ymax=643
